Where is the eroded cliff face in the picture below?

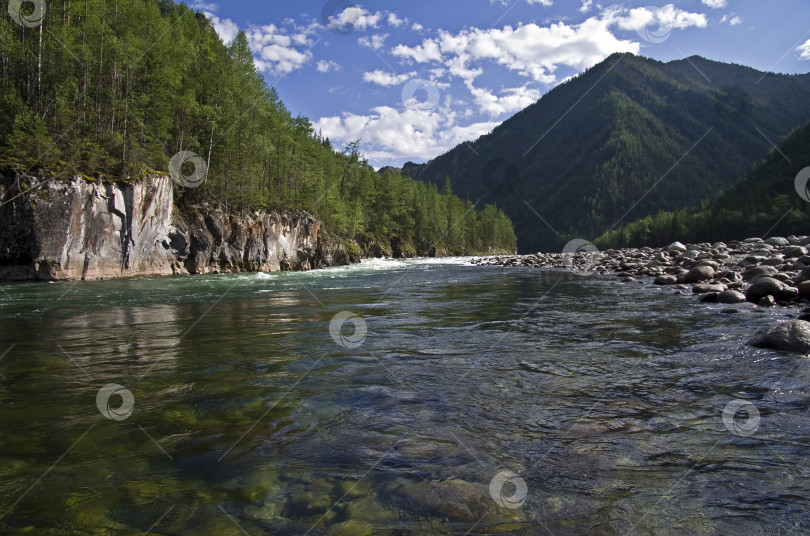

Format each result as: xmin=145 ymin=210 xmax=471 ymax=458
xmin=0 ymin=174 xmax=349 ymax=280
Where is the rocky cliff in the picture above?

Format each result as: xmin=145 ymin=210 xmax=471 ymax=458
xmin=0 ymin=174 xmax=349 ymax=281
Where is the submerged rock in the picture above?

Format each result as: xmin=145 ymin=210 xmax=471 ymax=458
xmin=717 ymin=290 xmax=746 ymax=304
xmin=326 ymin=520 xmax=374 ymax=536
xmin=747 ymin=320 xmax=810 ymax=354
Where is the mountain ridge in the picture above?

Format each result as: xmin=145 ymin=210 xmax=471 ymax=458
xmin=398 ymin=53 xmax=810 ymax=253
xmin=594 ymin=119 xmax=810 ymax=248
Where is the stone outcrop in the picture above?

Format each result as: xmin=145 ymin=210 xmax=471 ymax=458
xmin=0 ymin=174 xmax=349 ymax=280
xmin=747 ymin=320 xmax=810 ymax=354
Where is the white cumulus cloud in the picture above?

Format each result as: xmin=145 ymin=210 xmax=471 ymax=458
xmin=613 ymin=5 xmax=707 ymax=33
xmin=387 ymin=13 xmax=406 ymax=27
xmin=208 ymin=14 xmax=239 ymax=44
xmin=701 ymin=0 xmax=727 ymax=8
xmin=362 ymin=70 xmax=417 ymax=86
xmin=467 ymin=83 xmax=541 ymax=117
xmin=314 ymin=106 xmax=500 ymax=164
xmin=246 ymin=23 xmax=316 ymax=76
xmin=798 ymin=39 xmax=810 ymax=60
xmin=358 ymin=34 xmax=389 ymax=50
xmin=316 ymin=60 xmax=341 ymax=73
xmin=326 ymin=6 xmax=383 ymax=32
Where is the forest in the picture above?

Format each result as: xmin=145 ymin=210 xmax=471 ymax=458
xmin=0 ymin=0 xmax=517 ymax=256
xmin=595 ymin=121 xmax=810 ymax=249
xmin=402 ymin=53 xmax=810 ymax=253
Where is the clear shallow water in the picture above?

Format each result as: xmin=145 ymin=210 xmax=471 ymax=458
xmin=0 ymin=259 xmax=808 ymax=535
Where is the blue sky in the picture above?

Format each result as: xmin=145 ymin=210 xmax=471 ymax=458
xmin=188 ymin=0 xmax=810 ymax=169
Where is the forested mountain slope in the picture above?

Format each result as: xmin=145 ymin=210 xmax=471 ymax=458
xmin=595 ymin=121 xmax=810 ymax=248
xmin=0 ymin=0 xmax=516 ymax=256
xmin=401 ymin=53 xmax=810 ymax=253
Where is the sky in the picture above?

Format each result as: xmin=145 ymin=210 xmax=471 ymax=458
xmin=186 ymin=0 xmax=810 ymax=169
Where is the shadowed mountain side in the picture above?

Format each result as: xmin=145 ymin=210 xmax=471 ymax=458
xmin=398 ymin=53 xmax=810 ymax=253
xmin=595 ymin=120 xmax=810 ymax=248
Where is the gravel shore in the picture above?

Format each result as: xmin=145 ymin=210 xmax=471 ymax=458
xmin=471 ymin=236 xmax=810 ymax=353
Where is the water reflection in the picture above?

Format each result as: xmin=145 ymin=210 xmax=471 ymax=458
xmin=0 ymin=261 xmax=808 ymax=534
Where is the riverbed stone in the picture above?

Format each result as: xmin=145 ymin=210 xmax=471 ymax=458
xmin=682 ymin=266 xmax=715 ymax=283
xmin=742 ymin=265 xmax=779 ymax=281
xmin=799 ymin=281 xmax=810 ymax=298
xmin=758 ymin=295 xmax=777 ymax=308
xmin=717 ymin=290 xmax=746 ymax=304
xmin=761 ymin=257 xmax=785 ymax=266
xmin=746 ymin=277 xmax=785 ymax=302
xmin=326 ymin=520 xmax=374 ymax=536
xmin=667 ymin=241 xmax=687 ymax=253
xmin=784 ymin=246 xmax=808 ymax=258
xmin=782 ymin=286 xmax=801 ymax=299
xmin=693 ymin=283 xmax=725 ymax=294
xmin=748 ymin=320 xmax=810 ymax=354
xmin=796 ymin=267 xmax=810 ymax=284
xmin=693 ymin=260 xmax=720 ymax=270
xmin=654 ymin=275 xmax=678 ymax=285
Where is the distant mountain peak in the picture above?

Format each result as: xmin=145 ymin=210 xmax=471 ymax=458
xmin=403 ymin=54 xmax=810 ymax=253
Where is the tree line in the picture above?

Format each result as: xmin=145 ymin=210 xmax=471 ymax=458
xmin=0 ymin=0 xmax=517 ymax=255
xmin=595 ymin=121 xmax=810 ymax=249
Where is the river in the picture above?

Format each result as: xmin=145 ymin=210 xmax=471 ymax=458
xmin=0 ymin=258 xmax=808 ymax=535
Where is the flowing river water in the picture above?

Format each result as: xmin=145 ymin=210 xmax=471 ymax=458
xmin=0 ymin=258 xmax=808 ymax=535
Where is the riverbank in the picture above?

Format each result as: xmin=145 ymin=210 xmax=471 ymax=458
xmin=472 ymin=236 xmax=810 ymax=353
xmin=0 ymin=174 xmax=515 ymax=281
